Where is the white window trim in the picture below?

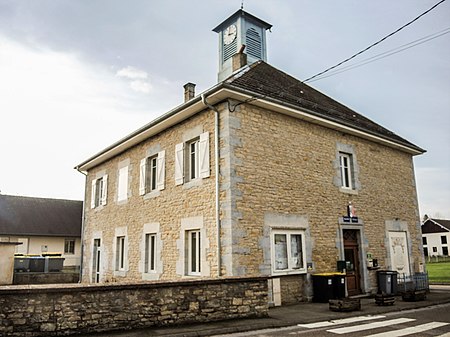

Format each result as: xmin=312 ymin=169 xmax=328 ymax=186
xmin=271 ymin=229 xmax=307 ymax=275
xmin=187 ymin=229 xmax=201 ymax=276
xmin=113 ymin=227 xmax=128 ymax=277
xmin=64 ymin=239 xmax=75 ymax=255
xmin=175 ymin=131 xmax=209 ymax=186
xmin=339 ymin=152 xmax=353 ymax=190
xmin=91 ymin=174 xmax=108 ymax=209
xmin=176 ymin=216 xmax=210 ymax=277
xmin=140 ymin=150 xmax=165 ymax=196
xmin=141 ymin=222 xmax=163 ymax=280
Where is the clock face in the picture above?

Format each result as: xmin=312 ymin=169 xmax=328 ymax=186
xmin=223 ymin=24 xmax=237 ymax=45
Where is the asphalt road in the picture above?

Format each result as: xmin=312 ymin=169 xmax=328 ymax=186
xmin=213 ymin=302 xmax=450 ymax=337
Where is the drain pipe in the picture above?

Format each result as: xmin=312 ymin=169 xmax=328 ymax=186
xmin=75 ymin=167 xmax=88 ymax=283
xmin=201 ymin=93 xmax=221 ymax=277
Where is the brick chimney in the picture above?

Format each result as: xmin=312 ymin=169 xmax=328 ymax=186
xmin=183 ymin=82 xmax=196 ymax=102
xmin=232 ymin=45 xmax=247 ymax=72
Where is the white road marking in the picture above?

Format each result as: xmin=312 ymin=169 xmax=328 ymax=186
xmin=326 ymin=318 xmax=415 ymax=334
xmin=364 ymin=321 xmax=449 ymax=337
xmin=297 ymin=315 xmax=386 ymax=329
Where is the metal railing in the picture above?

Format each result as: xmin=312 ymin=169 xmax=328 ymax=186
xmin=397 ymin=272 xmax=429 ymax=293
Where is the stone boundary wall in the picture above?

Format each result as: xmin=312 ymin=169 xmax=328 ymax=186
xmin=0 ymin=276 xmax=268 ymax=336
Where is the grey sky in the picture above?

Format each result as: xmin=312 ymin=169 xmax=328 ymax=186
xmin=0 ymin=0 xmax=449 ymax=217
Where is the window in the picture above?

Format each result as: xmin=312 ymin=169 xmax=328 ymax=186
xmin=339 ymin=153 xmax=353 ymax=189
xmin=116 ymin=236 xmax=126 ymax=271
xmin=441 ymin=236 xmax=447 ymax=245
xmin=443 ymin=247 xmax=449 ymax=256
xmin=188 ymin=138 xmax=199 ymax=181
xmin=117 ymin=166 xmax=128 ymax=201
xmin=187 ymin=229 xmax=201 ymax=275
xmin=272 ymin=230 xmax=306 ymax=274
xmin=422 ymin=237 xmax=427 ymax=245
xmin=144 ymin=233 xmax=157 ymax=273
xmin=91 ymin=175 xmax=108 ymax=208
xmin=140 ymin=151 xmax=165 ymax=195
xmin=175 ymin=132 xmax=210 ymax=185
xmin=423 ymin=247 xmax=428 ymax=257
xmin=433 ymin=247 xmax=438 ymax=253
xmin=64 ymin=239 xmax=75 ymax=254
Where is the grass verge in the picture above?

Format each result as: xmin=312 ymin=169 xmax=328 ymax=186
xmin=426 ymin=261 xmax=450 ymax=284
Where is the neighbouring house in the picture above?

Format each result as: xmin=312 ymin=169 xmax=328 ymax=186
xmin=0 ymin=194 xmax=83 ymax=269
xmin=75 ymin=9 xmax=425 ymax=305
xmin=421 ymin=215 xmax=450 ymax=257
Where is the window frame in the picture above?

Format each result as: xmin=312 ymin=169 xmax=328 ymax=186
xmin=339 ymin=152 xmax=354 ymax=190
xmin=187 ymin=138 xmax=200 ymax=182
xmin=187 ymin=229 xmax=201 ymax=276
xmin=91 ymin=174 xmax=108 ymax=208
xmin=64 ymin=239 xmax=75 ymax=255
xmin=146 ymin=155 xmax=158 ymax=193
xmin=271 ymin=229 xmax=306 ymax=275
xmin=144 ymin=233 xmax=157 ymax=273
xmin=116 ymin=236 xmax=126 ymax=271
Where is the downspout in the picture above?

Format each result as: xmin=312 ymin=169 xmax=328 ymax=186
xmin=75 ymin=167 xmax=87 ymax=283
xmin=201 ymin=93 xmax=221 ymax=277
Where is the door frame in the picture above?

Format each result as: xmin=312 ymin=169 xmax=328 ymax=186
xmin=343 ymin=230 xmax=362 ymax=296
xmin=338 ymin=223 xmax=369 ymax=296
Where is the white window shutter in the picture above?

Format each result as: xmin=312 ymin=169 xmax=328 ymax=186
xmin=139 ymin=158 xmax=147 ymax=195
xmin=199 ymin=132 xmax=210 ymax=178
xmin=175 ymin=143 xmax=184 ymax=185
xmin=91 ymin=179 xmax=97 ymax=209
xmin=157 ymin=150 xmax=165 ymax=191
xmin=101 ymin=174 xmax=108 ymax=206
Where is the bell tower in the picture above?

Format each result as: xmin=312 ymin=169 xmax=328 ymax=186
xmin=213 ymin=9 xmax=272 ymax=82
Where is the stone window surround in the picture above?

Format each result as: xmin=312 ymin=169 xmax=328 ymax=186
xmin=113 ymin=226 xmax=128 ymax=277
xmin=263 ymin=213 xmax=311 ymax=277
xmin=175 ymin=125 xmax=210 ymax=189
xmin=91 ymin=170 xmax=108 ymax=210
xmin=176 ymin=216 xmax=211 ymax=277
xmin=141 ymin=144 xmax=164 ymax=200
xmin=270 ymin=229 xmax=307 ymax=275
xmin=334 ymin=142 xmax=360 ymax=195
xmin=140 ymin=222 xmax=163 ymax=281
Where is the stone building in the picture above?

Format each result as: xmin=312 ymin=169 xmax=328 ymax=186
xmin=421 ymin=215 xmax=450 ymax=257
xmin=76 ymin=9 xmax=425 ymax=305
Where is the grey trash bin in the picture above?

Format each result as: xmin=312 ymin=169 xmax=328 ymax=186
xmin=377 ymin=270 xmax=398 ymax=295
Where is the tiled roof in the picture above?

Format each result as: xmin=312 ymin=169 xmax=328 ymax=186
xmin=422 ymin=218 xmax=450 ymax=234
xmin=225 ymin=61 xmax=424 ymax=153
xmin=0 ymin=195 xmax=82 ymax=237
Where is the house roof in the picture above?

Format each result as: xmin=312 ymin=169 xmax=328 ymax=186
xmin=422 ymin=217 xmax=450 ymax=234
xmin=224 ymin=61 xmax=424 ymax=152
xmin=0 ymin=195 xmax=83 ymax=237
xmin=212 ymin=9 xmax=272 ymax=32
xmin=76 ymin=60 xmax=425 ymax=172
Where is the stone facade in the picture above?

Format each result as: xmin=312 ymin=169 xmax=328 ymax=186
xmin=0 ymin=276 xmax=268 ymax=336
xmin=80 ymin=98 xmax=423 ymax=305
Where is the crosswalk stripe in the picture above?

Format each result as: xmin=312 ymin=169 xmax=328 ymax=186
xmin=297 ymin=315 xmax=386 ymax=329
xmin=327 ymin=318 xmax=415 ymax=334
xmin=364 ymin=321 xmax=449 ymax=337
xmin=436 ymin=332 xmax=450 ymax=337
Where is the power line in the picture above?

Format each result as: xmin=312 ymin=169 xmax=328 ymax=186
xmin=302 ymin=0 xmax=447 ymax=83
xmin=308 ymin=27 xmax=450 ymax=82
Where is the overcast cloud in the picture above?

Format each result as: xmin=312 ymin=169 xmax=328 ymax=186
xmin=0 ymin=0 xmax=449 ymax=218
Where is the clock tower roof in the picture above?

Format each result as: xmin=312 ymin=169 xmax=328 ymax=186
xmin=212 ymin=9 xmax=272 ymax=33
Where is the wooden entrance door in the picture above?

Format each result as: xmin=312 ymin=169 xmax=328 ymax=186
xmin=343 ymin=229 xmax=361 ymax=296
